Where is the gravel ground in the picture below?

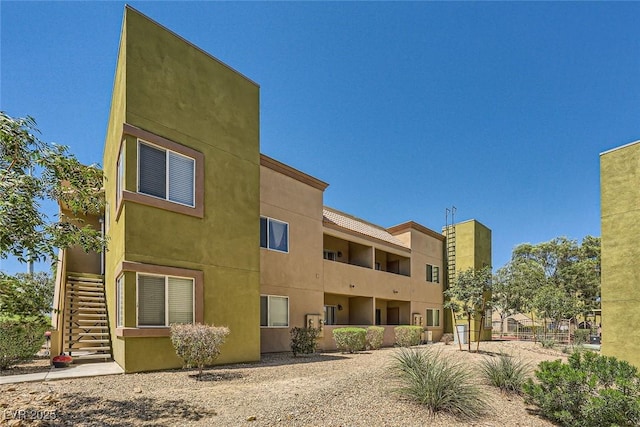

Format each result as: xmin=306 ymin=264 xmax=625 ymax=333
xmin=1 ymin=341 xmax=569 ymax=426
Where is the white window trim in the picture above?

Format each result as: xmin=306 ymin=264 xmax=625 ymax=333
xmin=135 ymin=272 xmax=195 ymax=328
xmin=116 ymin=145 xmax=124 ymax=205
xmin=260 ymin=216 xmax=290 ymax=253
xmin=137 ymin=139 xmax=196 ymax=208
xmin=260 ymin=294 xmax=290 ymax=328
xmin=426 ymin=308 xmax=441 ymax=328
xmin=116 ymin=274 xmax=124 ymax=328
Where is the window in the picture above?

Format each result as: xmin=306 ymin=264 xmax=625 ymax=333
xmin=137 ymin=274 xmax=194 ymax=327
xmin=426 ymin=309 xmax=440 ymax=327
xmin=260 ymin=217 xmax=289 ymax=253
xmin=116 ymin=146 xmax=124 ymax=204
xmin=484 ymin=308 xmax=492 ymax=329
xmin=426 ymin=264 xmax=440 ymax=283
xmin=260 ymin=295 xmax=289 ymax=327
xmin=324 ymin=305 xmax=337 ymax=325
xmin=138 ymin=141 xmax=195 ymax=207
xmin=116 ymin=275 xmax=124 ymax=328
xmin=323 ymin=250 xmax=337 ymax=261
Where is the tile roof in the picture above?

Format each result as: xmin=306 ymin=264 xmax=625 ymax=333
xmin=322 ymin=207 xmax=409 ymax=249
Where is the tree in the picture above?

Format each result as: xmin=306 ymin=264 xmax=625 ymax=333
xmin=0 ymin=111 xmax=105 ymax=264
xmin=0 ymin=272 xmax=54 ymax=320
xmin=510 ymin=236 xmax=601 ymax=331
xmin=444 ymin=266 xmax=492 ymax=352
xmin=492 ymin=258 xmax=545 ymax=337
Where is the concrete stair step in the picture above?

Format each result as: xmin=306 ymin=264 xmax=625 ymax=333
xmin=67 ymin=345 xmax=111 ymax=352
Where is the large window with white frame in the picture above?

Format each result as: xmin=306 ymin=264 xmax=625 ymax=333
xmin=137 ymin=273 xmax=194 ymax=327
xmin=260 ymin=295 xmax=289 ymax=327
xmin=138 ymin=140 xmax=195 ymax=207
xmin=426 ymin=264 xmax=440 ymax=283
xmin=260 ymin=216 xmax=289 ymax=253
xmin=426 ymin=308 xmax=440 ymax=327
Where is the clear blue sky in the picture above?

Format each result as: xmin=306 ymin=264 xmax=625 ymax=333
xmin=1 ymin=1 xmax=639 ymax=275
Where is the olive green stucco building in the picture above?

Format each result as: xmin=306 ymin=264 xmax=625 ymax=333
xmin=600 ymin=140 xmax=640 ymax=368
xmin=100 ymin=7 xmax=262 ymax=372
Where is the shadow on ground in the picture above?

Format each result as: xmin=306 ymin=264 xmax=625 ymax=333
xmin=57 ymin=395 xmax=217 ymax=426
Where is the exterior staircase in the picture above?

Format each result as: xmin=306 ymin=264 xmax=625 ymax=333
xmin=63 ymin=273 xmax=112 ymax=362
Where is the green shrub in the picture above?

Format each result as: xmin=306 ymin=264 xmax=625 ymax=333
xmin=573 ymin=329 xmax=590 ymax=346
xmin=523 ymin=351 xmax=640 ymax=427
xmin=366 ymin=326 xmax=384 ymax=350
xmin=0 ymin=317 xmax=48 ymax=370
xmin=392 ymin=347 xmax=489 ymax=419
xmin=170 ymin=323 xmax=230 ymax=378
xmin=481 ymin=352 xmax=530 ymax=394
xmin=290 ymin=327 xmax=320 ymax=357
xmin=333 ymin=327 xmax=366 ymax=353
xmin=540 ymin=338 xmax=556 ymax=349
xmin=395 ymin=325 xmax=423 ymax=347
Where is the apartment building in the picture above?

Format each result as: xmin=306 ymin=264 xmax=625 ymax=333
xmin=50 ymin=6 xmax=490 ymax=372
xmin=600 ymin=140 xmax=640 ymax=368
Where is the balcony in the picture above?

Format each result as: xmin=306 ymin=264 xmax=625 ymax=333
xmin=323 ymin=258 xmax=410 ymax=300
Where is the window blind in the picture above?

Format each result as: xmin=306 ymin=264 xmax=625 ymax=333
xmin=138 ymin=275 xmax=166 ymax=326
xmin=168 ymin=152 xmax=195 ymax=206
xmin=270 ymin=296 xmax=289 ymax=327
xmin=168 ymin=277 xmax=194 ymax=324
xmin=139 ymin=143 xmax=166 ymax=199
xmin=116 ymin=275 xmax=124 ymax=328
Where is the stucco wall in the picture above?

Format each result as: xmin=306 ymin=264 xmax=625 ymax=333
xmin=259 ymin=162 xmax=325 ymax=353
xmin=444 ymin=220 xmax=492 ymax=341
xmin=104 ymin=7 xmax=260 ymax=372
xmin=600 ymin=141 xmax=640 ymax=367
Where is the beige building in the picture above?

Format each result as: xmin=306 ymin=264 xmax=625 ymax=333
xmin=259 ymin=155 xmax=449 ymax=352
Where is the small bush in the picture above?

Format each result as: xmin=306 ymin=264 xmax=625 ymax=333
xmin=170 ymin=323 xmax=230 ymax=377
xmin=366 ymin=326 xmax=384 ymax=350
xmin=481 ymin=352 xmax=530 ymax=394
xmin=523 ymin=351 xmax=640 ymax=427
xmin=395 ymin=325 xmax=423 ymax=347
xmin=441 ymin=333 xmax=453 ymax=345
xmin=290 ymin=327 xmax=320 ymax=357
xmin=392 ymin=347 xmax=489 ymax=419
xmin=333 ymin=327 xmax=366 ymax=353
xmin=540 ymin=338 xmax=556 ymax=349
xmin=573 ymin=329 xmax=590 ymax=346
xmin=0 ymin=317 xmax=48 ymax=370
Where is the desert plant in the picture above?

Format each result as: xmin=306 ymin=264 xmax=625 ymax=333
xmin=332 ymin=327 xmax=366 ymax=353
xmin=0 ymin=317 xmax=48 ymax=370
xmin=394 ymin=325 xmax=423 ymax=347
xmin=540 ymin=338 xmax=556 ymax=349
xmin=366 ymin=326 xmax=384 ymax=350
xmin=441 ymin=333 xmax=453 ymax=345
xmin=170 ymin=323 xmax=230 ymax=378
xmin=524 ymin=351 xmax=640 ymax=427
xmin=392 ymin=347 xmax=489 ymax=419
xmin=481 ymin=352 xmax=530 ymax=394
xmin=573 ymin=329 xmax=590 ymax=346
xmin=290 ymin=326 xmax=320 ymax=357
